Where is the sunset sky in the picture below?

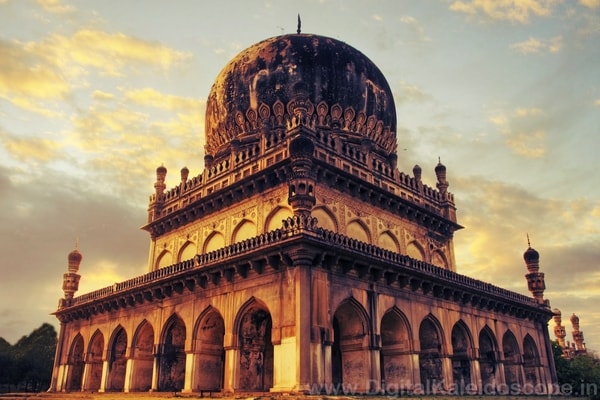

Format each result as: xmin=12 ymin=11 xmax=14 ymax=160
xmin=1 ymin=0 xmax=599 ymax=351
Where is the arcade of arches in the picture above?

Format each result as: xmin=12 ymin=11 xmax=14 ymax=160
xmin=56 ymin=297 xmax=546 ymax=394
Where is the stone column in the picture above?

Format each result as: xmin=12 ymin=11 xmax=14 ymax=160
xmin=182 ymin=351 xmax=195 ymax=393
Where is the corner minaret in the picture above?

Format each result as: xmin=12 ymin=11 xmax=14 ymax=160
xmin=570 ymin=313 xmax=586 ymax=353
xmin=523 ymin=236 xmax=547 ymax=305
xmin=60 ymin=244 xmax=82 ymax=308
xmin=552 ymin=308 xmax=567 ymax=348
xmin=149 ymin=164 xmax=167 ymax=223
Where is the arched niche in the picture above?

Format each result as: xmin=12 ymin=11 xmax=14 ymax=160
xmin=193 ymin=307 xmax=225 ymax=391
xmin=85 ymin=330 xmax=104 ymax=391
xmin=158 ymin=315 xmax=186 ymax=392
xmin=203 ymin=231 xmax=225 ymax=254
xmin=502 ymin=330 xmax=522 ymax=388
xmin=346 ymin=219 xmax=370 ymax=244
xmin=380 ymin=307 xmax=412 ymax=387
xmin=312 ymin=206 xmax=338 ymax=232
xmin=156 ymin=250 xmax=173 ymax=269
xmin=178 ymin=241 xmax=196 ymax=263
xmin=406 ymin=241 xmax=425 ymax=261
xmin=431 ymin=250 xmax=448 ymax=269
xmin=107 ymin=326 xmax=127 ymax=391
xmin=418 ymin=316 xmax=445 ymax=391
xmin=232 ymin=219 xmax=257 ymax=244
xmin=332 ymin=298 xmax=370 ymax=388
xmin=264 ymin=206 xmax=293 ymax=232
xmin=523 ymin=334 xmax=541 ymax=387
xmin=235 ymin=299 xmax=273 ymax=391
xmin=378 ymin=231 xmax=399 ymax=253
xmin=479 ymin=326 xmax=499 ymax=389
xmin=451 ymin=321 xmax=473 ymax=390
xmin=66 ymin=334 xmax=84 ymax=391
xmin=131 ymin=320 xmax=154 ymax=392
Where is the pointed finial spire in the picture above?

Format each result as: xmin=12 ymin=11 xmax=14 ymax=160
xmin=527 ymin=233 xmax=531 ymax=248
xmin=297 ymin=14 xmax=301 ymax=34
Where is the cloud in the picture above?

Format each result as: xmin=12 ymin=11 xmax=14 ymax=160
xmin=580 ymin=0 xmax=600 ymax=9
xmin=489 ymin=107 xmax=547 ymax=158
xmin=36 ymin=0 xmax=74 ymax=14
xmin=394 ymin=80 xmax=433 ymax=104
xmin=0 ymin=133 xmax=63 ymax=163
xmin=449 ymin=0 xmax=559 ymax=23
xmin=510 ymin=36 xmax=562 ymax=54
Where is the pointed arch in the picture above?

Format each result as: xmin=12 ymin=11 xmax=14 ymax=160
xmin=312 ymin=205 xmax=338 ymax=232
xmin=479 ymin=326 xmax=499 ymax=388
xmin=232 ymin=219 xmax=257 ymax=244
xmin=502 ymin=330 xmax=522 ymax=388
xmin=380 ymin=307 xmax=413 ymax=387
xmin=203 ymin=231 xmax=225 ymax=254
xmin=178 ymin=241 xmax=196 ymax=263
xmin=158 ymin=314 xmax=186 ymax=392
xmin=234 ymin=297 xmax=273 ymax=391
xmin=523 ymin=334 xmax=541 ymax=387
xmin=431 ymin=249 xmax=448 ymax=269
xmin=406 ymin=241 xmax=425 ymax=261
xmin=85 ymin=329 xmax=104 ymax=391
xmin=418 ymin=315 xmax=445 ymax=391
xmin=193 ymin=306 xmax=225 ymax=391
xmin=378 ymin=230 xmax=400 ymax=253
xmin=131 ymin=320 xmax=154 ymax=392
xmin=346 ymin=218 xmax=371 ymax=244
xmin=156 ymin=250 xmax=173 ymax=269
xmin=107 ymin=325 xmax=127 ymax=391
xmin=451 ymin=320 xmax=473 ymax=390
xmin=264 ymin=206 xmax=293 ymax=232
xmin=65 ymin=334 xmax=85 ymax=391
xmin=332 ymin=297 xmax=371 ymax=388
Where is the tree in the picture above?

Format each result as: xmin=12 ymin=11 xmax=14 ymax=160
xmin=553 ymin=341 xmax=600 ymax=399
xmin=0 ymin=323 xmax=57 ymax=392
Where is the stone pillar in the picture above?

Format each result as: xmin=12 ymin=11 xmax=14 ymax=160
xmin=182 ymin=351 xmax=195 ymax=393
xmin=150 ymin=354 xmax=159 ymax=391
xmin=98 ymin=360 xmax=109 ymax=392
xmin=123 ymin=358 xmax=133 ymax=392
xmin=222 ymin=347 xmax=237 ymax=392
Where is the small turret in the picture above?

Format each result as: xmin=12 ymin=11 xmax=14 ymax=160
xmin=60 ymin=244 xmax=82 ymax=308
xmin=288 ymin=132 xmax=316 ymax=217
xmin=553 ymin=308 xmax=567 ymax=348
xmin=523 ymin=235 xmax=546 ymax=305
xmin=154 ymin=164 xmax=167 ymax=196
xmin=435 ymin=158 xmax=448 ymax=194
xmin=570 ymin=313 xmax=586 ymax=353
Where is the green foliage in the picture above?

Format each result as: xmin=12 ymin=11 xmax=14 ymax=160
xmin=553 ymin=341 xmax=600 ymax=399
xmin=0 ymin=323 xmax=57 ymax=393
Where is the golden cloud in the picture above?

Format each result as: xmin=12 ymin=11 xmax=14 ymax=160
xmin=449 ymin=0 xmax=559 ymax=23
xmin=488 ymin=107 xmax=547 ymax=158
xmin=2 ymin=134 xmax=63 ymax=163
xmin=580 ymin=0 xmax=600 ymax=9
xmin=510 ymin=36 xmax=562 ymax=54
xmin=125 ymin=88 xmax=205 ymax=112
xmin=36 ymin=0 xmax=74 ymax=14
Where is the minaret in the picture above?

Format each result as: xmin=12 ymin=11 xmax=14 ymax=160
xmin=287 ymin=82 xmax=316 ymax=218
xmin=434 ymin=158 xmax=457 ymax=222
xmin=523 ymin=236 xmax=547 ymax=305
xmin=149 ymin=164 xmax=167 ymax=222
xmin=60 ymin=244 xmax=82 ymax=308
xmin=570 ymin=313 xmax=586 ymax=353
xmin=552 ymin=308 xmax=567 ymax=348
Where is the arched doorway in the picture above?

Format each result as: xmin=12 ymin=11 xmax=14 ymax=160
xmin=107 ymin=327 xmax=127 ymax=391
xmin=66 ymin=334 xmax=84 ymax=391
xmin=418 ymin=317 xmax=444 ymax=393
xmin=479 ymin=327 xmax=498 ymax=390
xmin=380 ymin=308 xmax=412 ymax=390
xmin=523 ymin=334 xmax=540 ymax=387
xmin=332 ymin=299 xmax=370 ymax=390
xmin=502 ymin=330 xmax=522 ymax=391
xmin=194 ymin=308 xmax=225 ymax=391
xmin=158 ymin=315 xmax=186 ymax=391
xmin=85 ymin=330 xmax=104 ymax=391
xmin=237 ymin=303 xmax=273 ymax=391
xmin=131 ymin=321 xmax=154 ymax=391
xmin=451 ymin=321 xmax=472 ymax=393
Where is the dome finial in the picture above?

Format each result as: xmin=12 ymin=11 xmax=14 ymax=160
xmin=527 ymin=232 xmax=531 ymax=248
xmin=297 ymin=14 xmax=301 ymax=34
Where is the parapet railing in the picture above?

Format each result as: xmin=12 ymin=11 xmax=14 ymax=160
xmin=69 ymin=215 xmax=535 ymax=307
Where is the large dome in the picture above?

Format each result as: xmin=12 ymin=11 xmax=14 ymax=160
xmin=205 ymin=33 xmax=397 ymax=158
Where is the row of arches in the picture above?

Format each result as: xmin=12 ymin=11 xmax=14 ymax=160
xmin=155 ymin=205 xmax=448 ymax=269
xmin=61 ymin=298 xmax=544 ymax=394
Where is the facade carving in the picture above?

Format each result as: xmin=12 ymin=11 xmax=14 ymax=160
xmin=50 ymin=33 xmax=556 ymax=395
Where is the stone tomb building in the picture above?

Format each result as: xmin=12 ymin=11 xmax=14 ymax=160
xmin=50 ymin=33 xmax=556 ymax=394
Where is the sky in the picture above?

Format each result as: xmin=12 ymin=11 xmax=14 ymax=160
xmin=0 ymin=0 xmax=598 ymax=352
